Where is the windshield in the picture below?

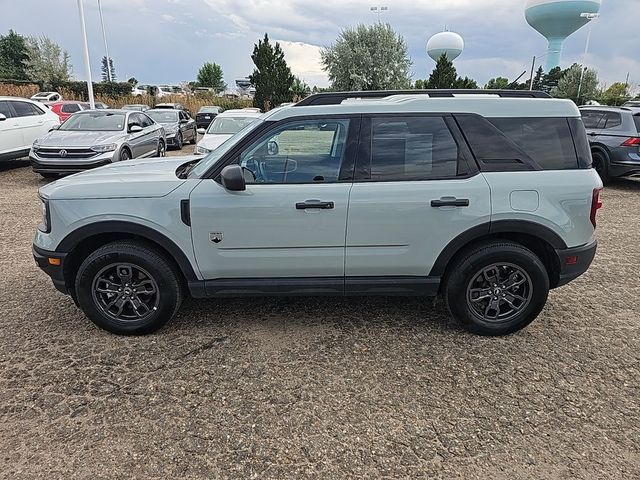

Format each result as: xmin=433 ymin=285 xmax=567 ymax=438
xmin=59 ymin=112 xmax=125 ymax=131
xmin=206 ymin=116 xmax=257 ymax=135
xmin=189 ymin=119 xmax=263 ymax=178
xmin=147 ymin=110 xmax=178 ymax=123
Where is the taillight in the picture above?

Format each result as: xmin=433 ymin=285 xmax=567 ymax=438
xmin=621 ymin=137 xmax=640 ymax=146
xmin=590 ymin=188 xmax=603 ymax=228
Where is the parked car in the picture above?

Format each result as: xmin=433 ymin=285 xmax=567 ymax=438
xmin=580 ymin=106 xmax=640 ymax=183
xmin=122 ymin=104 xmax=150 ymax=112
xmin=131 ymin=85 xmax=147 ymax=96
xmin=48 ymin=101 xmax=91 ymax=122
xmin=33 ymin=90 xmax=602 ymax=336
xmin=146 ymin=108 xmax=197 ymax=149
xmin=94 ymin=102 xmax=109 ymax=109
xmin=30 ymin=91 xmax=62 ymax=102
xmin=194 ymin=106 xmax=221 ymax=129
xmin=194 ymin=108 xmax=261 ymax=155
xmin=155 ymin=102 xmax=190 ymax=114
xmin=622 ymin=100 xmax=640 ymax=110
xmin=30 ymin=109 xmax=166 ymax=178
xmin=0 ymin=96 xmax=60 ymax=161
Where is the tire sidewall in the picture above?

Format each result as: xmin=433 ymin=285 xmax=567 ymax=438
xmin=176 ymin=132 xmax=183 ymax=149
xmin=446 ymin=245 xmax=549 ymax=335
xmin=120 ymin=148 xmax=131 ymax=161
xmin=592 ymin=151 xmax=610 ymax=184
xmin=75 ymin=248 xmax=180 ymax=335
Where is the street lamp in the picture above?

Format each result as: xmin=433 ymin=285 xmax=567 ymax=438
xmin=370 ymin=6 xmax=388 ymax=21
xmin=76 ymin=0 xmax=95 ymax=109
xmin=576 ymin=12 xmax=600 ymax=105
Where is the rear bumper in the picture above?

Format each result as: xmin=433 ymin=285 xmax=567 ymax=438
xmin=33 ymin=244 xmax=68 ymax=294
xmin=554 ymin=239 xmax=597 ymax=288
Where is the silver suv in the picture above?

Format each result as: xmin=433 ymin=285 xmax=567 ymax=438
xmin=33 ymin=90 xmax=602 ymax=336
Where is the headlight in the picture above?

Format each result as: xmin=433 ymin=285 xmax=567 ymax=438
xmin=165 ymin=126 xmax=178 ymax=135
xmin=38 ymin=197 xmax=50 ymax=233
xmin=32 ymin=140 xmax=40 ymax=152
xmin=195 ymin=145 xmax=211 ymax=155
xmin=90 ymin=143 xmax=118 ymax=153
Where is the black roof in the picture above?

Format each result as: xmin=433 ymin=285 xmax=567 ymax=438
xmin=295 ymin=89 xmax=551 ymax=107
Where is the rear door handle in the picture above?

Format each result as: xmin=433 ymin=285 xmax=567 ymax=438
xmin=431 ymin=197 xmax=470 ymax=207
xmin=296 ymin=200 xmax=334 ymax=210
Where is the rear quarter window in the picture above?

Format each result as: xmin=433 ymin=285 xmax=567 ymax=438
xmin=633 ymin=115 xmax=640 ymax=133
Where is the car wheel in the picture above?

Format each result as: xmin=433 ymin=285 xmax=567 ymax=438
xmin=175 ymin=132 xmax=183 ymax=149
xmin=120 ymin=148 xmax=131 ymax=161
xmin=592 ymin=150 xmax=610 ymax=185
xmin=74 ymin=241 xmax=184 ymax=335
xmin=444 ymin=240 xmax=549 ymax=336
xmin=190 ymin=128 xmax=197 ymax=144
xmin=156 ymin=139 xmax=166 ymax=157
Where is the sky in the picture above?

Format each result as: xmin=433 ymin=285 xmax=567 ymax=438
xmin=1 ymin=0 xmax=638 ymax=92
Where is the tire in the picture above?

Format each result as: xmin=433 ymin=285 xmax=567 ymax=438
xmin=74 ymin=241 xmax=184 ymax=335
xmin=190 ymin=128 xmax=197 ymax=144
xmin=156 ymin=139 xmax=165 ymax=157
xmin=175 ymin=132 xmax=183 ymax=149
xmin=444 ymin=240 xmax=550 ymax=336
xmin=120 ymin=147 xmax=131 ymax=161
xmin=592 ymin=150 xmax=610 ymax=185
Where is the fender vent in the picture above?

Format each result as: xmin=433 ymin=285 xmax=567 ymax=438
xmin=180 ymin=199 xmax=191 ymax=226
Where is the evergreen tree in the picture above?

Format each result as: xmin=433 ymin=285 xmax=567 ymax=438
xmin=425 ymin=54 xmax=458 ymax=89
xmin=101 ymin=56 xmax=116 ymax=82
xmin=249 ymin=34 xmax=294 ymax=110
xmin=531 ymin=66 xmax=544 ymax=90
xmin=454 ymin=76 xmax=478 ymax=89
xmin=0 ymin=30 xmax=30 ymax=80
xmin=541 ymin=66 xmax=564 ymax=93
xmin=196 ymin=62 xmax=226 ymax=92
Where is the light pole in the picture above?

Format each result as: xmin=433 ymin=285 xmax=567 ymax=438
xmin=576 ymin=12 xmax=599 ymax=105
xmin=370 ymin=6 xmax=388 ymax=22
xmin=98 ymin=0 xmax=112 ymax=82
xmin=77 ymin=0 xmax=95 ymax=109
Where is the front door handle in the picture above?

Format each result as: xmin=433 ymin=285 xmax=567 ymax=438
xmin=296 ymin=200 xmax=334 ymax=210
xmin=431 ymin=197 xmax=470 ymax=207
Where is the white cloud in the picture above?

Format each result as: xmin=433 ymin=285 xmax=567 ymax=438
xmin=161 ymin=14 xmax=175 ymax=22
xmin=278 ymin=41 xmax=329 ymax=87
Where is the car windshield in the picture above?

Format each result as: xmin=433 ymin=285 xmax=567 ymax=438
xmin=59 ymin=112 xmax=125 ymax=131
xmin=206 ymin=116 xmax=257 ymax=135
xmin=188 ymin=119 xmax=263 ymax=179
xmin=147 ymin=111 xmax=178 ymax=123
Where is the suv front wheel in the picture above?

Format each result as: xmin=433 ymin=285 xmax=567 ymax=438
xmin=74 ymin=241 xmax=184 ymax=335
xmin=444 ymin=241 xmax=550 ymax=336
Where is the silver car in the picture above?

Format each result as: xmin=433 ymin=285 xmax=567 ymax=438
xmin=30 ymin=109 xmax=166 ymax=178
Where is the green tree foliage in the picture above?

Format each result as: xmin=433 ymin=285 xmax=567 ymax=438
xmin=321 ymin=23 xmax=412 ymax=91
xmin=249 ymin=34 xmax=294 ymax=110
xmin=416 ymin=54 xmax=477 ymax=90
xmin=101 ymin=56 xmax=116 ymax=82
xmin=540 ymin=66 xmax=565 ymax=93
xmin=600 ymin=82 xmax=631 ymax=106
xmin=26 ymin=35 xmax=72 ymax=84
xmin=531 ymin=66 xmax=544 ymax=91
xmin=550 ymin=63 xmax=599 ymax=104
xmin=196 ymin=62 xmax=226 ymax=92
xmin=290 ymin=76 xmax=311 ymax=100
xmin=0 ymin=30 xmax=30 ymax=80
xmin=454 ymin=76 xmax=478 ymax=89
xmin=485 ymin=77 xmax=510 ymax=89
xmin=127 ymin=77 xmax=138 ymax=85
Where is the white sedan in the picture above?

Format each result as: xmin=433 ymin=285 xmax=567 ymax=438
xmin=194 ymin=109 xmax=262 ymax=155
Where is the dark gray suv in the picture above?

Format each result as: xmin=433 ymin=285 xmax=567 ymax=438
xmin=580 ymin=106 xmax=640 ymax=183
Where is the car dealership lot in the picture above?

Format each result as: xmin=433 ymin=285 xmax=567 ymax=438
xmin=0 ymin=159 xmax=638 ymax=478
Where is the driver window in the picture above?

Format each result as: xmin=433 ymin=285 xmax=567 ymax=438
xmin=238 ymin=119 xmax=350 ymax=184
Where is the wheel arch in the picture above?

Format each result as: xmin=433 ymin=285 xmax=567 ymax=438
xmin=58 ymin=221 xmax=198 ymax=295
xmin=430 ymin=220 xmax=565 ymax=289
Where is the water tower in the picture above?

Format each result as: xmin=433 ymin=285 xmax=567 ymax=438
xmin=427 ymin=31 xmax=464 ymax=63
xmin=525 ymin=0 xmax=601 ymax=71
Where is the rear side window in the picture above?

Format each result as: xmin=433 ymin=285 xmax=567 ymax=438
xmin=357 ymin=116 xmax=464 ymax=181
xmin=488 ymin=117 xmax=578 ymax=170
xmin=61 ymin=103 xmax=81 ymax=114
xmin=139 ymin=114 xmax=153 ymax=127
xmin=568 ymin=118 xmax=592 ymax=168
xmin=601 ymin=112 xmax=622 ymax=129
xmin=581 ymin=111 xmax=605 ymax=129
xmin=634 ymin=115 xmax=640 ymax=133
xmin=10 ymin=101 xmax=44 ymax=117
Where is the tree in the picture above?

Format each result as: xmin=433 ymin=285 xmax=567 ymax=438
xmin=454 ymin=76 xmax=478 ymax=89
xmin=600 ymin=82 xmax=631 ymax=106
xmin=290 ymin=76 xmax=310 ymax=101
xmin=540 ymin=66 xmax=564 ymax=93
xmin=550 ymin=63 xmax=599 ymax=104
xmin=196 ymin=62 xmax=226 ymax=92
xmin=127 ymin=77 xmax=138 ymax=86
xmin=485 ymin=77 xmax=510 ymax=89
xmin=531 ymin=66 xmax=544 ymax=91
xmin=249 ymin=34 xmax=294 ymax=110
xmin=100 ymin=56 xmax=116 ymax=82
xmin=321 ymin=23 xmax=412 ymax=91
xmin=424 ymin=54 xmax=457 ymax=89
xmin=26 ymin=36 xmax=72 ymax=84
xmin=0 ymin=30 xmax=30 ymax=80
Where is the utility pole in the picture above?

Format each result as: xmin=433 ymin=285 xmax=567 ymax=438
xmin=529 ymin=55 xmax=536 ymax=90
xmin=77 ymin=0 xmax=95 ymax=109
xmin=98 ymin=0 xmax=112 ymax=82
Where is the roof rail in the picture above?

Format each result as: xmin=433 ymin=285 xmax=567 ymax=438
xmin=295 ymin=89 xmax=551 ymax=106
xmin=579 ymin=105 xmax=632 ymax=111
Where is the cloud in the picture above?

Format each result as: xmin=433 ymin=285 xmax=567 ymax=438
xmin=278 ymin=41 xmax=328 ymax=87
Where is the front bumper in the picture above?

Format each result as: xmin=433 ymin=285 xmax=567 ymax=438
xmin=554 ymin=239 xmax=597 ymax=288
xmin=33 ymin=244 xmax=68 ymax=294
xmin=30 ymin=151 xmax=115 ymax=174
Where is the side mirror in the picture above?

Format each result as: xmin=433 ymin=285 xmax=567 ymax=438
xmin=49 ymin=124 xmax=59 ymax=131
xmin=0 ymin=113 xmax=6 ymax=121
xmin=180 ymin=118 xmax=188 ymax=124
xmin=220 ymin=164 xmax=246 ymax=191
xmin=267 ymin=140 xmax=279 ymax=156
xmin=129 ymin=124 xmax=143 ymax=133
xmin=197 ymin=128 xmax=206 ymax=135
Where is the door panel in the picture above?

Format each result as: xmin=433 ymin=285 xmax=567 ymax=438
xmin=0 ymin=101 xmax=22 ymax=154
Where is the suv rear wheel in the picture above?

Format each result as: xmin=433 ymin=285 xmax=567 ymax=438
xmin=444 ymin=241 xmax=549 ymax=336
xmin=74 ymin=241 xmax=183 ymax=335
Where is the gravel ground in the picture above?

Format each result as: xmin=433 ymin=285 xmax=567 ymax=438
xmin=0 ymin=151 xmax=638 ymax=479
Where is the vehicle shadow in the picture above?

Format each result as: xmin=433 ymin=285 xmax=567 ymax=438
xmin=605 ymin=177 xmax=640 ymax=191
xmin=0 ymin=158 xmax=30 ymax=172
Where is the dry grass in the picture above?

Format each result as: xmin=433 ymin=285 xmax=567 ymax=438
xmin=0 ymin=83 xmax=40 ymax=98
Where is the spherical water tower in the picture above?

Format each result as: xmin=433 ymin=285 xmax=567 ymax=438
xmin=525 ymin=0 xmax=601 ymax=72
xmin=427 ymin=31 xmax=464 ymax=63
